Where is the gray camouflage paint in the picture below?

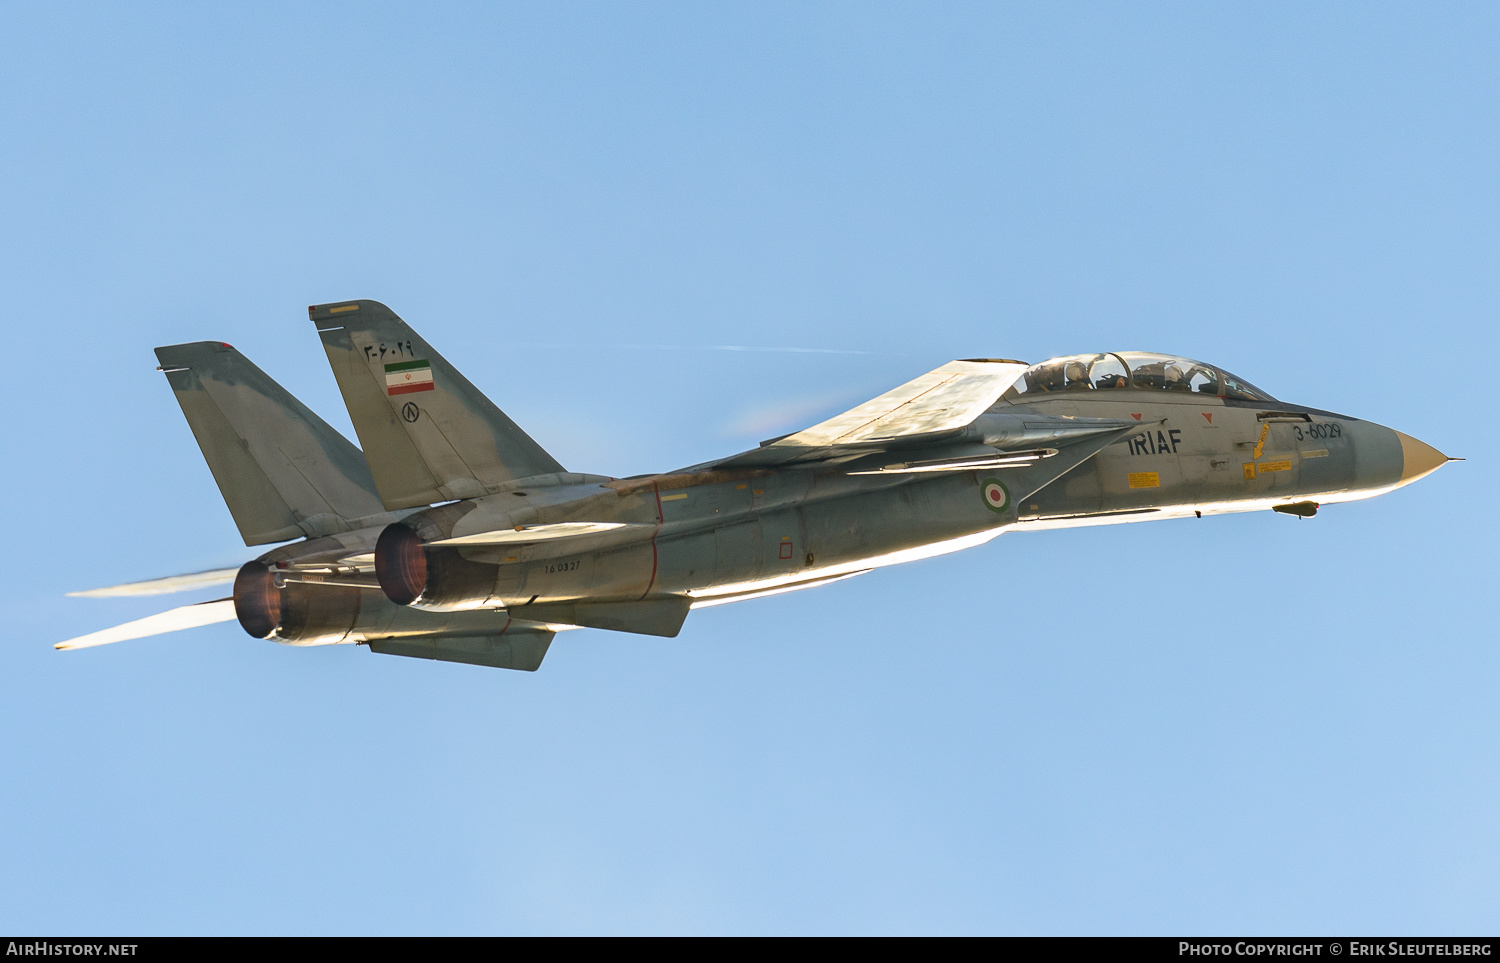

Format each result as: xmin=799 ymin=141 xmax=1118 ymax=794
xmin=149 ymin=302 xmax=1449 ymax=670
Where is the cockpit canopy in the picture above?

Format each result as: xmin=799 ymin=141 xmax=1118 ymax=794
xmin=1005 ymin=351 xmax=1275 ymax=402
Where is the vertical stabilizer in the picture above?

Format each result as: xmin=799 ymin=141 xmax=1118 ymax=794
xmin=155 ymin=341 xmax=387 ymax=545
xmin=310 ymin=300 xmax=565 ymax=510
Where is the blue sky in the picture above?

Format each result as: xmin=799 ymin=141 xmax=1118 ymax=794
xmin=1 ymin=2 xmax=1494 ymax=934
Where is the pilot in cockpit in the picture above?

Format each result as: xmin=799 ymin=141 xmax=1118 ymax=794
xmin=1064 ymin=361 xmax=1092 ymax=390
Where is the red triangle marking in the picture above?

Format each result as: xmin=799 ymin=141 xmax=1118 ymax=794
xmin=1202 ymin=412 xmax=1213 ymax=423
xmin=1130 ymin=413 xmax=1142 ymax=420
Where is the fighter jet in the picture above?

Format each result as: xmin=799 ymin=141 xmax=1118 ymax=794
xmin=57 ymin=301 xmax=1454 ymax=670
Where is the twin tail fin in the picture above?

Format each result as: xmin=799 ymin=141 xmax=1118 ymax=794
xmin=155 ymin=341 xmax=388 ymax=545
xmin=311 ymin=300 xmax=564 ymax=511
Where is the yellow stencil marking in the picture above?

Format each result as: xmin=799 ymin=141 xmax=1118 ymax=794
xmin=660 ymin=493 xmax=688 ymax=501
xmin=1302 ymin=449 xmax=1328 ymax=458
xmin=1243 ymin=463 xmax=1257 ymax=479
xmin=1259 ymin=460 xmax=1292 ymax=473
xmin=330 ymin=304 xmax=360 ymax=314
xmin=1127 ymin=471 xmax=1160 ymax=489
xmin=1252 ymin=423 xmax=1269 ymax=460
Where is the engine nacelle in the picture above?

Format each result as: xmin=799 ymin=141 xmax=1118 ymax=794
xmin=233 ymin=562 xmax=280 ymax=638
xmin=375 ymin=517 xmax=502 ymax=612
xmin=233 ymin=561 xmax=362 ymax=644
xmin=234 ymin=558 xmax=523 ymax=644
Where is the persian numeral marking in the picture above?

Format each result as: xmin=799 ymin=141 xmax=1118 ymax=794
xmin=362 ymin=341 xmax=417 ymax=364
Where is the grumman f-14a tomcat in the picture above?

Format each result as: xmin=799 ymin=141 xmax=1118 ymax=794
xmin=57 ymin=300 xmax=1455 ymax=670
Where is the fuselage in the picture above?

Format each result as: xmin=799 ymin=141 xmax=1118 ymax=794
xmin=73 ymin=321 xmax=1451 ymax=664
xmin=373 ymin=388 xmax=1444 ymax=615
xmin=1010 ymin=390 xmax=1436 ymax=529
xmin=249 ymin=351 xmax=1449 ymax=644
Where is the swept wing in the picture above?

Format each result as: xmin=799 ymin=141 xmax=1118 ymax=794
xmin=776 ymin=359 xmax=1028 ymax=447
xmin=68 ymin=568 xmax=239 ymax=598
xmin=693 ymin=359 xmax=1142 ymax=473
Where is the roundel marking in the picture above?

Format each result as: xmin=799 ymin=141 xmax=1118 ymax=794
xmin=981 ymin=478 xmax=1009 ymax=513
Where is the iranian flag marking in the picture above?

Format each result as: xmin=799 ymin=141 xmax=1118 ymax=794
xmin=385 ymin=359 xmax=434 ymax=395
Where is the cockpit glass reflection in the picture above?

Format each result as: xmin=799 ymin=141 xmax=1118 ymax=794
xmin=1006 ymin=352 xmax=1275 ymax=401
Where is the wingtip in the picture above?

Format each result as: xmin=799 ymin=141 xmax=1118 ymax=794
xmin=51 ymin=597 xmax=238 ymax=652
xmin=67 ymin=568 xmax=239 ymax=598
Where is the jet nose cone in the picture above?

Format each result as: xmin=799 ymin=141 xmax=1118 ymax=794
xmin=1396 ymin=432 xmax=1450 ymax=483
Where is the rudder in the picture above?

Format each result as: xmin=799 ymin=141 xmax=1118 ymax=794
xmin=156 ymin=341 xmax=388 ymax=545
xmin=311 ymin=299 xmax=565 ymax=510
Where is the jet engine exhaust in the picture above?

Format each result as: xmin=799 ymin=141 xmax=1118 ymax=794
xmin=375 ymin=524 xmax=427 ymax=606
xmin=374 ymin=520 xmax=504 ymax=611
xmin=233 ymin=562 xmax=281 ymax=638
xmin=232 ymin=560 xmax=364 ymax=643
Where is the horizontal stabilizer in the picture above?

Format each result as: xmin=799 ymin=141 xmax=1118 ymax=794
xmin=68 ymin=568 xmax=239 ymax=598
xmin=55 ymin=598 xmax=236 ymax=650
xmin=517 ymin=597 xmax=692 ymax=638
xmin=368 ymin=630 xmax=553 ymax=671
